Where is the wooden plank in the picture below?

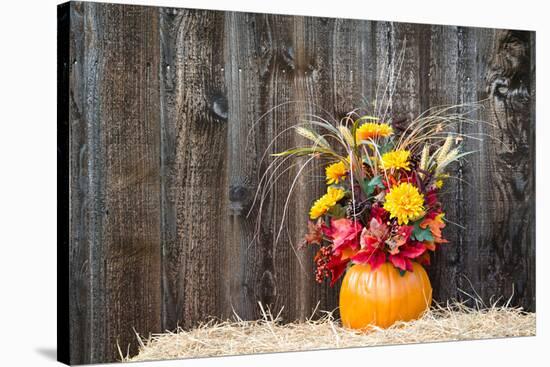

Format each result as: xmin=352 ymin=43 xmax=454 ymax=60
xmin=449 ymin=26 xmax=489 ymax=306
xmin=223 ymin=12 xmax=305 ymax=322
xmin=423 ymin=25 xmax=461 ymax=304
xmin=159 ymin=8 xmax=228 ymax=330
xmin=76 ymin=3 xmax=163 ymax=362
xmin=67 ymin=2 xmax=102 ymax=364
xmin=261 ymin=13 xmax=304 ymax=322
xmin=291 ymin=15 xmax=340 ymax=320
xmin=221 ymin=11 xmax=264 ymax=321
xmin=223 ymin=12 xmax=337 ymax=322
xmin=459 ymin=29 xmax=535 ymax=310
xmin=421 ymin=27 xmax=536 ymax=311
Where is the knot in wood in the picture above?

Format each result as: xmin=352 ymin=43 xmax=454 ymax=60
xmin=210 ymin=94 xmax=228 ymax=122
xmin=229 ymin=184 xmax=251 ymax=216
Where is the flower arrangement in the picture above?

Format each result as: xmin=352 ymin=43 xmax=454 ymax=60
xmin=273 ymin=109 xmax=474 ymax=287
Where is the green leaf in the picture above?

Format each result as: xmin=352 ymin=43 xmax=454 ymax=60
xmin=368 ymin=175 xmax=385 ymax=189
xmin=398 ymin=269 xmax=407 ymax=277
xmin=412 ymin=221 xmax=434 ymax=242
xmin=379 ymin=140 xmax=395 ymax=154
xmin=363 ymin=175 xmax=385 ymax=196
xmin=328 ymin=204 xmax=346 ymax=219
xmin=362 ymin=180 xmax=371 ymax=196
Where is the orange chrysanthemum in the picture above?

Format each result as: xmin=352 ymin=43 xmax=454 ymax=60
xmin=356 ymin=123 xmax=393 ymax=142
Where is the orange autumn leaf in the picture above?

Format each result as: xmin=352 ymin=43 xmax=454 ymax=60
xmin=420 ymin=214 xmax=449 ymax=244
xmin=423 ymin=241 xmax=437 ymax=251
xmin=340 ymin=247 xmax=359 ymax=260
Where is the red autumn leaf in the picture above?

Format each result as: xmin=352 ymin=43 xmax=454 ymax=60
xmin=425 ymin=190 xmax=438 ymax=207
xmin=399 ymin=242 xmax=427 ymax=258
xmin=388 ymin=240 xmax=426 ymax=272
xmin=389 ymin=253 xmax=413 ymax=272
xmin=351 ymin=250 xmax=370 ymax=264
xmin=352 ymin=217 xmax=391 ymax=270
xmin=417 ymin=251 xmax=431 ymax=266
xmin=370 ymin=203 xmax=389 ymax=222
xmin=351 ymin=248 xmax=386 ymax=271
xmin=425 ymin=210 xmax=438 ymax=220
xmin=326 ymin=255 xmax=350 ymax=286
xmin=322 ymin=218 xmax=363 ymax=252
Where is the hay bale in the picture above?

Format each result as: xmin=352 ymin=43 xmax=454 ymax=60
xmin=125 ymin=302 xmax=535 ymax=363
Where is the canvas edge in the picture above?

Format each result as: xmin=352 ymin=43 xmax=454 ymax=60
xmin=57 ymin=1 xmax=71 ymax=365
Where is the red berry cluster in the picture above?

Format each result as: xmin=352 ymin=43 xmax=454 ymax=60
xmin=314 ymin=247 xmax=332 ymax=283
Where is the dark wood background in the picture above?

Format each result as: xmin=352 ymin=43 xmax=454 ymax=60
xmin=58 ymin=1 xmax=536 ymax=364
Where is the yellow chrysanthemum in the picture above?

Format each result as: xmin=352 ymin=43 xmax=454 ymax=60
xmin=356 ymin=123 xmax=393 ymax=141
xmin=309 ymin=187 xmax=345 ymax=219
xmin=383 ymin=182 xmax=425 ymax=225
xmin=435 ymin=180 xmax=444 ymax=189
xmin=381 ymin=150 xmax=411 ymax=171
xmin=325 ymin=161 xmax=348 ymax=184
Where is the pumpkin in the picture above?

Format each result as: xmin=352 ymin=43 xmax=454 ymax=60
xmin=339 ymin=262 xmax=432 ymax=329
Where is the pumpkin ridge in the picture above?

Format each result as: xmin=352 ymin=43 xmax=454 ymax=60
xmin=385 ymin=263 xmax=393 ymax=328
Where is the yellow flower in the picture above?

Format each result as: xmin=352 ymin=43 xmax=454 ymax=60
xmin=381 ymin=150 xmax=411 ymax=171
xmin=434 ymin=174 xmax=449 ymax=189
xmin=325 ymin=161 xmax=348 ymax=184
xmin=383 ymin=182 xmax=425 ymax=225
xmin=356 ymin=123 xmax=393 ymax=141
xmin=309 ymin=187 xmax=345 ymax=219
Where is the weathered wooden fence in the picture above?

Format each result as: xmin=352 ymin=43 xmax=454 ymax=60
xmin=58 ymin=1 xmax=535 ymax=364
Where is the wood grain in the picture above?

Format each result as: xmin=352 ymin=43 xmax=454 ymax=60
xmin=60 ymin=2 xmax=536 ymax=363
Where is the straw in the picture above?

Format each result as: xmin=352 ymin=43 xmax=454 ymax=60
xmin=125 ymin=301 xmax=535 ymax=363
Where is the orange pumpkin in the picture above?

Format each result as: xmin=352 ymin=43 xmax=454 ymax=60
xmin=339 ymin=262 xmax=432 ymax=329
